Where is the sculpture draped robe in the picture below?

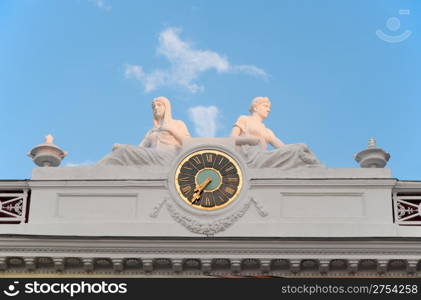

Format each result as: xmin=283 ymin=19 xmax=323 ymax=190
xmin=233 ymin=115 xmax=322 ymax=169
xmin=97 ymin=97 xmax=190 ymax=167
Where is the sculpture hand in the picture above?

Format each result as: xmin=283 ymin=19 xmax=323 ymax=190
xmin=191 ymin=177 xmax=212 ymax=205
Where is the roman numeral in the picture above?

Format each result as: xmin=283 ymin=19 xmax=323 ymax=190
xmin=192 ymin=156 xmax=201 ymax=164
xmin=213 ymin=190 xmax=228 ymax=205
xmin=224 ymin=186 xmax=235 ymax=195
xmin=200 ymin=192 xmax=215 ymax=207
xmin=179 ymin=176 xmax=192 ymax=182
xmin=224 ymin=165 xmax=234 ymax=172
xmin=181 ymin=185 xmax=192 ymax=194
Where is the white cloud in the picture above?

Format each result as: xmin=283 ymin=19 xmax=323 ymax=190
xmin=124 ymin=65 xmax=169 ymax=93
xmin=188 ymin=106 xmax=219 ymax=137
xmin=89 ymin=0 xmax=111 ymax=11
xmin=65 ymin=160 xmax=94 ymax=167
xmin=125 ymin=27 xmax=267 ymax=93
xmin=232 ymin=65 xmax=268 ymax=77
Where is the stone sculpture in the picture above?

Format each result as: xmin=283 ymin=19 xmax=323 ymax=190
xmin=231 ymin=97 xmax=322 ymax=169
xmin=97 ymin=97 xmax=191 ymax=166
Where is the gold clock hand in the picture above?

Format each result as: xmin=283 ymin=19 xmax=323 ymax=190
xmin=195 ymin=177 xmax=212 ymax=193
xmin=191 ymin=177 xmax=212 ymax=204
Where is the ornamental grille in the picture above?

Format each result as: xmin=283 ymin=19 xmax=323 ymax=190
xmin=393 ymin=192 xmax=421 ymax=225
xmin=0 ymin=190 xmax=29 ymax=224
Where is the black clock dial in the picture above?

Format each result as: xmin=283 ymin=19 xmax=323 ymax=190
xmin=175 ymin=150 xmax=243 ymax=210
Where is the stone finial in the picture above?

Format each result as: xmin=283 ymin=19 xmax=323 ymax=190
xmin=354 ymin=138 xmax=390 ymax=168
xmin=367 ymin=138 xmax=376 ymax=148
xmin=28 ymin=134 xmax=68 ymax=167
xmin=45 ymin=134 xmax=54 ymax=144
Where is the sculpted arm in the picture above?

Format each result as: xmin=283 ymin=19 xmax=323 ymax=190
xmin=112 ymin=133 xmax=150 ymax=151
xmin=231 ymin=116 xmax=247 ymax=137
xmin=138 ymin=131 xmax=152 ymax=147
xmin=231 ymin=126 xmax=242 ymax=136
xmin=231 ymin=116 xmax=260 ymax=146
xmin=161 ymin=121 xmax=191 ymax=145
xmin=267 ymin=129 xmax=285 ymax=148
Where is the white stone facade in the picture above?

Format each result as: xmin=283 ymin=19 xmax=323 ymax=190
xmin=0 ymin=139 xmax=420 ymax=276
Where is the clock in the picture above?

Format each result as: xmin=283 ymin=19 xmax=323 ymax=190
xmin=175 ymin=149 xmax=243 ymax=210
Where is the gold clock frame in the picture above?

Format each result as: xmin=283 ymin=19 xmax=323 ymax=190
xmin=174 ymin=149 xmax=243 ymax=210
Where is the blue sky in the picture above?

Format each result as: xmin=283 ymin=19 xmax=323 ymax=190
xmin=1 ymin=0 xmax=420 ymax=179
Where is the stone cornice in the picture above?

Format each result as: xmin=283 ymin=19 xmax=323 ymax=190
xmin=0 ymin=236 xmax=420 ymax=256
xmin=0 ymin=180 xmax=29 ymax=189
xmin=394 ymin=180 xmax=421 ymax=191
xmin=0 ymin=236 xmax=419 ymax=276
xmin=251 ymin=178 xmax=397 ymax=187
xmin=28 ymin=179 xmax=166 ymax=188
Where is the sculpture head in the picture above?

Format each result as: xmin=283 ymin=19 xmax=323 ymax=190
xmin=249 ymin=97 xmax=271 ymax=120
xmin=152 ymin=96 xmax=173 ymax=127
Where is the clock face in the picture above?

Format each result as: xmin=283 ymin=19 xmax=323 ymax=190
xmin=175 ymin=149 xmax=243 ymax=210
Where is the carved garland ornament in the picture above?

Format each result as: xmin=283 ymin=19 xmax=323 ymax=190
xmin=150 ymin=197 xmax=268 ymax=235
